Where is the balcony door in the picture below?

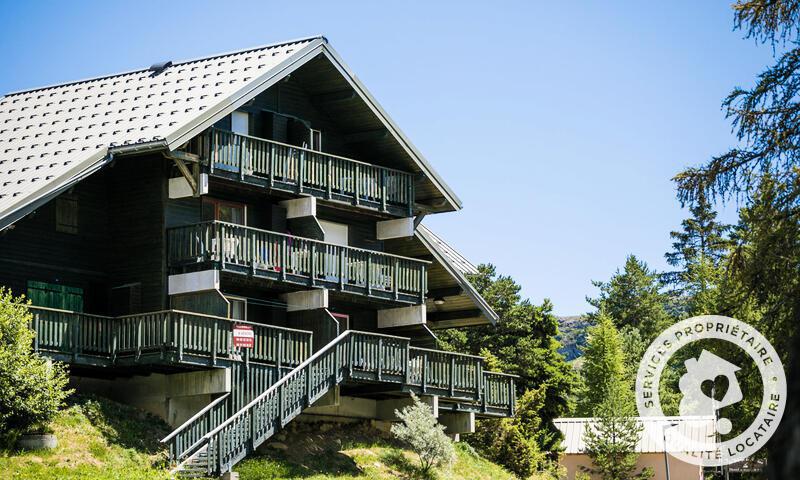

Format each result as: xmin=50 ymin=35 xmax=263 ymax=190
xmin=203 ymin=198 xmax=247 ymax=263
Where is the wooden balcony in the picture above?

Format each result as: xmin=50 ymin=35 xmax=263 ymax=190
xmin=27 ymin=306 xmax=313 ymax=370
xmin=167 ymin=221 xmax=429 ymax=304
xmin=187 ymin=128 xmax=416 ymax=217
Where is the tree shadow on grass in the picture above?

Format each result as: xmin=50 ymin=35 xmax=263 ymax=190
xmin=380 ymin=450 xmax=436 ymax=480
xmin=244 ymin=448 xmax=363 ymax=478
xmin=69 ymin=394 xmax=170 ymax=456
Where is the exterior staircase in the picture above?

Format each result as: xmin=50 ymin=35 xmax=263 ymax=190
xmin=162 ymin=330 xmax=518 ymax=477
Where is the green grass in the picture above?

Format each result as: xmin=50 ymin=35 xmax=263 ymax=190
xmin=236 ymin=422 xmax=516 ymax=480
xmin=0 ymin=396 xmax=517 ymax=480
xmin=0 ymin=394 xmax=172 ymax=480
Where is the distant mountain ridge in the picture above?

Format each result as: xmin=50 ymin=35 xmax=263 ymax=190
xmin=557 ymin=315 xmax=590 ymax=362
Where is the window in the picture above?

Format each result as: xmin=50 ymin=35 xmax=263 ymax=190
xmin=231 ymin=111 xmax=249 ymax=135
xmin=27 ymin=280 xmax=83 ymax=312
xmin=227 ymin=296 xmax=247 ymax=321
xmin=56 ymin=196 xmax=78 ymax=234
xmin=203 ymin=198 xmax=246 ymax=225
xmin=310 ymin=129 xmax=322 ymax=152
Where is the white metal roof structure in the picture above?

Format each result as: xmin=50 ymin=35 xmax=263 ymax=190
xmin=0 ymin=36 xmax=461 ymax=229
xmin=553 ymin=416 xmax=717 ymax=454
xmin=416 ymin=224 xmax=499 ymax=325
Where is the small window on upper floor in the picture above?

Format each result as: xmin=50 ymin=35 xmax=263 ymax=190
xmin=231 ymin=111 xmax=249 ymax=136
xmin=310 ymin=129 xmax=322 ymax=152
xmin=56 ymin=195 xmax=78 ymax=234
xmin=203 ymin=197 xmax=246 ymax=226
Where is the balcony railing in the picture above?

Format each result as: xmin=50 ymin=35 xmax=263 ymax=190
xmin=192 ymin=128 xmax=415 ymax=217
xmin=28 ymin=306 xmax=313 ymax=368
xmin=167 ymin=221 xmax=429 ymax=304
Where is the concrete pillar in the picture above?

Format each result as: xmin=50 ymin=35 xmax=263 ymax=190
xmin=281 ymin=289 xmax=328 ymax=312
xmin=439 ymin=412 xmax=475 ymax=434
xmin=377 ymin=305 xmax=426 ymax=328
xmin=220 ymin=472 xmax=239 ymax=480
xmin=376 ymin=217 xmax=415 ymax=240
xmin=280 ymin=196 xmax=316 ymax=219
xmin=377 ymin=395 xmax=438 ymax=420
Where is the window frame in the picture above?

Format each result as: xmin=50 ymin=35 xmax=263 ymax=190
xmin=226 ymin=295 xmax=248 ymax=322
xmin=203 ymin=197 xmax=247 ymax=226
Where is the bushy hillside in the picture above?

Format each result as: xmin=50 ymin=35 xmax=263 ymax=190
xmin=0 ymin=394 xmax=171 ymax=480
xmin=557 ymin=315 xmax=590 ymax=362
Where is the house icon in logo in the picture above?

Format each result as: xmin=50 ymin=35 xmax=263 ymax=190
xmin=679 ymin=350 xmax=742 ymax=435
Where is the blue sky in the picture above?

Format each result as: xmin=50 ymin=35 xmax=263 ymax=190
xmin=0 ymin=1 xmax=776 ymax=315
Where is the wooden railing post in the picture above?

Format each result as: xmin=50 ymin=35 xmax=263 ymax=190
xmin=251 ymin=230 xmax=257 ymax=275
xmin=393 ymin=258 xmax=399 ymax=300
xmin=404 ymin=342 xmax=411 ymax=384
xmin=326 ymin=158 xmax=332 ymax=199
xmin=280 ymin=237 xmax=288 ymax=281
xmin=380 ymin=169 xmax=387 ymax=212
xmin=33 ymin=314 xmax=39 ymax=353
xmin=220 ymin=223 xmax=226 ymax=269
xmin=422 ymin=353 xmax=428 ymax=394
xmin=354 ymin=164 xmax=361 ymax=206
xmin=365 ymin=253 xmax=372 ymax=296
xmin=407 ymin=178 xmax=414 ymax=217
xmin=209 ymin=130 xmax=216 ymax=175
xmin=239 ymin=137 xmax=246 ymax=181
xmin=419 ymin=264 xmax=426 ymax=303
xmin=377 ymin=338 xmax=383 ymax=381
xmin=449 ymin=356 xmax=456 ymax=397
xmin=298 ymin=150 xmax=305 ymax=194
xmin=72 ymin=314 xmax=79 ymax=361
xmin=310 ymin=243 xmax=316 ymax=287
xmin=338 ymin=248 xmax=346 ymax=290
xmin=211 ymin=318 xmax=218 ymax=366
xmin=178 ymin=315 xmax=185 ymax=362
xmin=509 ymin=378 xmax=516 ymax=416
xmin=475 ymin=360 xmax=483 ymax=401
xmin=135 ymin=316 xmax=142 ymax=361
xmin=268 ymin=143 xmax=275 ymax=187
xmin=277 ymin=331 xmax=283 ymax=376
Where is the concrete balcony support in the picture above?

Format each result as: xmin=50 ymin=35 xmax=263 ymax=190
xmin=281 ymin=289 xmax=329 ymax=312
xmin=168 ymin=269 xmax=219 ymax=295
xmin=377 ymin=395 xmax=438 ymax=420
xmin=70 ymin=368 xmax=231 ymax=427
xmin=377 ymin=305 xmax=426 ymax=328
xmin=376 ymin=217 xmax=414 ymax=240
xmin=439 ymin=412 xmax=475 ymax=435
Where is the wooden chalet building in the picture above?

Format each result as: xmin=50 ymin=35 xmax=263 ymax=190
xmin=0 ymin=36 xmax=517 ymax=477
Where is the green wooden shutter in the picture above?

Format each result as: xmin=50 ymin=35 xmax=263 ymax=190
xmin=26 ymin=281 xmax=84 ymax=312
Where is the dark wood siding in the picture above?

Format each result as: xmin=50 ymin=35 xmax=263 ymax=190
xmin=107 ymin=155 xmax=167 ymax=312
xmin=0 ymin=172 xmax=111 ymax=313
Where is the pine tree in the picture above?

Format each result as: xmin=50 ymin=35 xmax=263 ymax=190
xmin=587 ymin=255 xmax=671 ymax=342
xmin=575 ymin=311 xmax=627 ymax=416
xmin=583 ymin=380 xmax=653 ymax=480
xmin=663 ymin=191 xmax=731 ymax=315
xmin=436 ymin=264 xmax=577 ymax=458
xmin=578 ymin=311 xmax=652 ymax=479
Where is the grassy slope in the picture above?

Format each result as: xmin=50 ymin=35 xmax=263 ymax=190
xmin=236 ymin=421 xmax=516 ymax=480
xmin=0 ymin=395 xmax=171 ymax=480
xmin=1 ymin=396 xmax=515 ymax=480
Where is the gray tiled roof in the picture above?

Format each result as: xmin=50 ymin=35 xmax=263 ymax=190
xmin=0 ymin=36 xmax=323 ymax=226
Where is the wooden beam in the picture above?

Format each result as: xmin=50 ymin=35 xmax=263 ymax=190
xmin=428 ymin=286 xmax=463 ymax=299
xmin=311 ymin=89 xmax=356 ymax=104
xmin=427 ymin=309 xmax=482 ymax=322
xmin=171 ymin=157 xmax=197 ymax=194
xmin=343 ymin=129 xmax=389 ymax=144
